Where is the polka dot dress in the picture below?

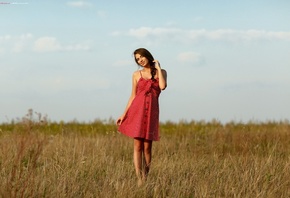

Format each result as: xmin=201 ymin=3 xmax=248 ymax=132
xmin=118 ymin=71 xmax=161 ymax=141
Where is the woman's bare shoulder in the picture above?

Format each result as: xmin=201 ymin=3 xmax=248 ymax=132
xmin=133 ymin=70 xmax=140 ymax=75
xmin=132 ymin=70 xmax=141 ymax=81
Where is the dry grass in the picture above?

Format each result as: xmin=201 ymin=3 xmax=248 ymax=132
xmin=0 ymin=113 xmax=290 ymax=197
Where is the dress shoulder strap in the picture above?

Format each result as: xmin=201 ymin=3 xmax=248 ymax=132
xmin=139 ymin=70 xmax=142 ymax=78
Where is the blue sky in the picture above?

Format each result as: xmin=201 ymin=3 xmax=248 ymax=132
xmin=1 ymin=0 xmax=289 ymax=123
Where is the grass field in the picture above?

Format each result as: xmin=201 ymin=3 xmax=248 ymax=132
xmin=0 ymin=110 xmax=290 ymax=197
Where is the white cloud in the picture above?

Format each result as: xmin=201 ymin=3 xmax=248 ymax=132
xmin=12 ymin=42 xmax=26 ymax=53
xmin=67 ymin=1 xmax=92 ymax=8
xmin=0 ymin=35 xmax=12 ymax=54
xmin=128 ymin=27 xmax=181 ymax=39
xmin=33 ymin=37 xmax=61 ymax=52
xmin=177 ymin=51 xmax=204 ymax=65
xmin=214 ymin=29 xmax=290 ymax=41
xmin=33 ymin=37 xmax=90 ymax=52
xmin=116 ymin=27 xmax=290 ymax=42
xmin=0 ymin=35 xmax=12 ymax=41
xmin=0 ymin=33 xmax=33 ymax=53
xmin=0 ymin=34 xmax=90 ymax=53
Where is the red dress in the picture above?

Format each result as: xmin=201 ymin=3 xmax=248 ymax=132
xmin=118 ymin=71 xmax=161 ymax=141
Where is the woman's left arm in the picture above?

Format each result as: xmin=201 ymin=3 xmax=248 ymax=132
xmin=153 ymin=60 xmax=167 ymax=90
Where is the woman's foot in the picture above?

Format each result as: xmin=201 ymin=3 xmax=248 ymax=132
xmin=137 ymin=178 xmax=143 ymax=187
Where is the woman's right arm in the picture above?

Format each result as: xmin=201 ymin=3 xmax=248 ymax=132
xmin=116 ymin=72 xmax=138 ymax=125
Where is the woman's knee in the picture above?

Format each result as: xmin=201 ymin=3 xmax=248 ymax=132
xmin=134 ymin=138 xmax=144 ymax=152
xmin=144 ymin=141 xmax=152 ymax=154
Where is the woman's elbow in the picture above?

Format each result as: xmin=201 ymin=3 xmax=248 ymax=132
xmin=160 ymin=84 xmax=167 ymax=90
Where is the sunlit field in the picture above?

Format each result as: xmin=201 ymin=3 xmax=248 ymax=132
xmin=1 ymin=110 xmax=290 ymax=197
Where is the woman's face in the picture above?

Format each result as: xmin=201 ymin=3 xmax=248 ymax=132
xmin=135 ymin=53 xmax=149 ymax=67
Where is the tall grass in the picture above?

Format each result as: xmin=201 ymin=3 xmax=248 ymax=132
xmin=0 ymin=111 xmax=290 ymax=197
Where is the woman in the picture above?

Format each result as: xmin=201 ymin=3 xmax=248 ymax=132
xmin=116 ymin=48 xmax=167 ymax=185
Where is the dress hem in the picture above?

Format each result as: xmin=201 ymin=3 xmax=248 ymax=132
xmin=118 ymin=130 xmax=160 ymax=141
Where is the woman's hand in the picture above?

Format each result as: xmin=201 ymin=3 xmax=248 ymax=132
xmin=153 ymin=60 xmax=161 ymax=70
xmin=116 ymin=115 xmax=124 ymax=125
xmin=153 ymin=60 xmax=167 ymax=90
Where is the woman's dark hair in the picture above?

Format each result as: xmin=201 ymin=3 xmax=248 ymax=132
xmin=133 ymin=48 xmax=156 ymax=81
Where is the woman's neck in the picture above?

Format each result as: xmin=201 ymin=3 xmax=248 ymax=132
xmin=142 ymin=67 xmax=151 ymax=73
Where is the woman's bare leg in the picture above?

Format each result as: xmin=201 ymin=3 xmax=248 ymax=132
xmin=143 ymin=139 xmax=152 ymax=180
xmin=133 ymin=138 xmax=144 ymax=185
